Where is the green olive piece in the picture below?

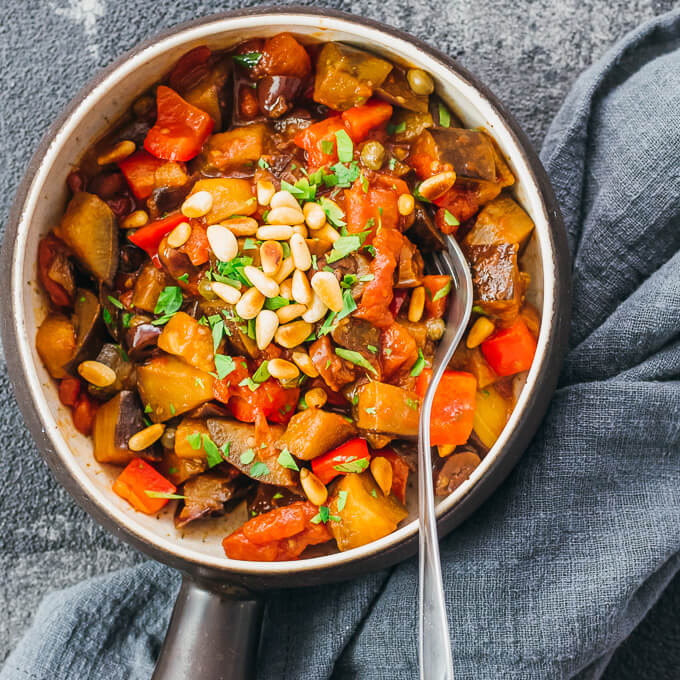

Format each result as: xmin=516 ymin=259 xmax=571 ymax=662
xmin=406 ymin=68 xmax=435 ymax=96
xmin=360 ymin=140 xmax=386 ymax=171
xmin=160 ymin=426 xmax=176 ymax=450
xmin=197 ymin=277 xmax=217 ymax=300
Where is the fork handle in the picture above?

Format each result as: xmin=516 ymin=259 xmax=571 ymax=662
xmin=419 ymin=479 xmax=455 ymax=680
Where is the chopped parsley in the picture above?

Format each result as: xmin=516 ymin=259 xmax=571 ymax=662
xmin=257 ymin=157 xmax=270 ymax=170
xmin=250 ymin=461 xmax=270 ymax=478
xmin=211 ymin=319 xmax=225 ymax=352
xmin=334 ymin=457 xmax=370 ymax=473
xmin=252 ymin=360 xmax=270 ymax=383
xmin=335 ymin=129 xmax=353 ymax=162
xmin=102 ymin=308 xmax=113 ymax=325
xmin=177 ymin=273 xmax=189 ymax=283
xmin=153 ymin=286 xmax=182 ymax=324
xmin=240 ymin=448 xmax=256 ymax=465
xmin=233 ymin=52 xmax=262 ymax=69
xmin=281 ymin=177 xmax=317 ymax=202
xmin=410 ymin=348 xmax=426 ymax=377
xmin=370 ymin=488 xmax=378 ymax=498
xmin=144 ymin=404 xmax=153 ymax=414
xmin=337 ymin=490 xmax=348 ymax=512
xmin=277 ymin=447 xmax=299 ymax=471
xmin=310 ymin=505 xmax=339 ymax=524
xmin=122 ymin=312 xmax=132 ymax=328
xmin=318 ymin=310 xmax=338 ymax=337
xmin=144 ymin=491 xmax=185 ymax=500
xmin=443 ymin=209 xmax=459 ymax=227
xmin=320 ymin=139 xmax=334 ymax=155
xmin=335 ymin=348 xmax=378 ymax=375
xmin=341 ymin=274 xmax=358 ymax=288
xmin=264 ymin=296 xmax=290 ymax=311
xmin=336 ymin=288 xmax=357 ymax=322
xmin=187 ymin=432 xmax=202 ymax=450
xmin=326 ymin=235 xmax=362 ymax=263
xmin=438 ymin=102 xmax=451 ymax=128
xmin=169 ymin=403 xmax=176 ymax=416
xmin=238 ymin=376 xmax=259 ymax=392
xmin=214 ymin=354 xmax=236 ymax=379
xmin=243 ymin=238 xmax=257 ymax=250
xmin=406 ymin=397 xmax=420 ymax=411
xmin=365 ymin=407 xmax=377 ymax=415
xmin=107 ymin=295 xmax=123 ymax=309
xmin=367 ymin=344 xmax=378 ymax=354
xmin=319 ymin=196 xmax=346 ymax=227
xmin=432 ymin=279 xmax=451 ymax=301
xmin=472 ymin=305 xmax=488 ymax=316
xmin=272 ymin=492 xmax=284 ymax=500
xmin=201 ymin=434 xmax=223 ymax=468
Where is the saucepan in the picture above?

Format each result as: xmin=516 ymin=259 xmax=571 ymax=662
xmin=0 ymin=7 xmax=569 ymax=678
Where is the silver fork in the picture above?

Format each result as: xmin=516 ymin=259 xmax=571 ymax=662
xmin=418 ymin=234 xmax=473 ymax=680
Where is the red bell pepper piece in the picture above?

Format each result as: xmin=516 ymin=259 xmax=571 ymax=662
xmin=341 ymin=100 xmax=393 ymax=142
xmin=242 ymin=502 xmax=311 ymax=544
xmin=117 ymin=149 xmax=166 ymax=200
xmin=376 ymin=448 xmax=411 ymax=504
xmin=144 ymin=85 xmax=214 ymax=162
xmin=311 ymin=437 xmax=371 ymax=485
xmin=388 ymin=288 xmax=409 ymax=318
xmin=415 ymin=369 xmax=477 ymax=446
xmin=480 ymin=319 xmax=537 ymax=377
xmin=422 ymin=275 xmax=451 ymax=319
xmin=293 ymin=115 xmax=345 ymax=169
xmin=128 ymin=211 xmax=186 ymax=259
xmin=112 ymin=458 xmax=177 ymax=514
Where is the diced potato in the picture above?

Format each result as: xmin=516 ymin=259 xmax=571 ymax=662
xmin=157 ymin=312 xmax=215 ymax=373
xmin=132 ymin=261 xmax=170 ymax=313
xmin=314 ymin=42 xmax=392 ymax=110
xmin=35 ymin=313 xmax=76 ymax=379
xmin=277 ymin=408 xmax=357 ymax=460
xmin=451 ymin=345 xmax=498 ymax=389
xmin=157 ymin=449 xmax=207 ymax=486
xmin=328 ymin=472 xmax=408 ymax=551
xmin=92 ymin=391 xmax=155 ymax=464
xmin=136 ymin=355 xmax=215 ymax=422
xmin=187 ymin=178 xmax=256 ymax=223
xmin=464 ymin=196 xmax=534 ymax=247
xmin=174 ymin=417 xmax=211 ymax=459
xmin=473 ymin=386 xmax=511 ymax=449
xmin=203 ymin=124 xmax=266 ymax=170
xmin=354 ymin=381 xmax=420 ymax=436
xmin=206 ymin=418 xmax=294 ymax=486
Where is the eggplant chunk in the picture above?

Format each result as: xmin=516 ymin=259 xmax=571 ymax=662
xmin=133 ymin=261 xmax=171 ymax=313
xmin=313 ymin=42 xmax=392 ymax=110
xmin=464 ymin=243 xmax=522 ymax=321
xmin=137 ymin=355 xmax=215 ymax=422
xmin=435 ymin=451 xmax=481 ymax=496
xmin=92 ymin=390 xmax=156 ymax=464
xmin=175 ymin=470 xmax=249 ymax=528
xmin=430 ymin=128 xmax=497 ymax=182
xmin=56 ymin=192 xmax=118 ymax=285
xmin=328 ymin=472 xmax=408 ymax=551
xmin=375 ymin=67 xmax=429 ymax=113
xmin=247 ymin=484 xmax=304 ymax=517
xmin=88 ymin=343 xmax=136 ymax=400
xmin=463 ymin=196 xmax=534 ymax=248
xmin=407 ymin=202 xmax=446 ymax=252
xmin=331 ymin=318 xmax=380 ymax=355
xmin=353 ymin=381 xmax=420 ymax=436
xmin=125 ymin=321 xmax=162 ymax=361
xmin=277 ymin=408 xmax=357 ymax=461
xmin=157 ymin=449 xmax=207 ymax=486
xmin=206 ymin=418 xmax=295 ymax=486
xmin=258 ymin=76 xmax=302 ymax=118
xmin=35 ymin=313 xmax=76 ymax=379
xmin=396 ymin=238 xmax=424 ymax=288
xmin=63 ymin=288 xmax=104 ymax=374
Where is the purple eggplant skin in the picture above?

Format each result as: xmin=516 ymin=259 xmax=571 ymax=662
xmin=257 ymin=76 xmax=302 ymax=118
xmin=125 ymin=322 xmax=162 ymax=361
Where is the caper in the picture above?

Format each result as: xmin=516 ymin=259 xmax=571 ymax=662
xmin=160 ymin=426 xmax=176 ymax=450
xmin=360 ymin=141 xmax=386 ymax=171
xmin=426 ymin=317 xmax=446 ymax=341
xmin=406 ymin=68 xmax=435 ymax=96
xmin=198 ymin=276 xmax=217 ymax=300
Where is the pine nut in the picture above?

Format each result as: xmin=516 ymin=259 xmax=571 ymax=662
xmin=276 ymin=303 xmax=306 ymax=324
xmin=417 ymin=171 xmax=456 ymax=201
xmin=270 ymin=190 xmax=300 ymax=211
xmin=370 ymin=456 xmax=393 ymax=496
xmin=235 ymin=287 xmax=265 ymax=319
xmin=120 ymin=210 xmax=149 ymax=229
xmin=408 ymin=286 xmax=426 ymax=322
xmin=97 ymin=140 xmax=136 ymax=165
xmin=211 ymin=281 xmax=241 ymax=305
xmin=244 ymin=266 xmax=279 ymax=298
xmin=128 ymin=423 xmax=165 ymax=451
xmin=182 ymin=191 xmax=214 ymax=218
xmin=291 ymin=224 xmax=308 ymax=238
xmin=167 ymin=221 xmax=191 ymax=248
xmin=301 ymin=291 xmax=328 ymax=323
xmin=398 ymin=193 xmax=415 ymax=216
xmin=255 ymin=310 xmax=279 ymax=350
xmin=78 ymin=360 xmax=117 ymax=387
xmin=207 ymin=225 xmax=238 ymax=262
xmin=267 ymin=206 xmax=305 ymax=225
xmin=292 ymin=269 xmax=312 ymax=305
xmin=279 ymin=278 xmax=293 ymax=299
xmin=315 ymin=223 xmax=341 ymax=243
xmin=275 ymin=320 xmax=313 ymax=348
xmin=311 ymin=271 xmax=343 ymax=312
xmin=223 ymin=216 xmax=259 ymax=236
xmin=406 ymin=68 xmax=435 ymax=95
xmin=260 ymin=240 xmax=283 ymax=276
xmin=291 ymin=351 xmax=319 ymax=378
xmin=300 ymin=468 xmax=328 ymax=506
xmin=304 ymin=387 xmax=327 ymax=409
xmin=257 ymin=225 xmax=294 ymax=240
xmin=438 ymin=444 xmax=456 ymax=458
xmin=274 ymin=257 xmax=296 ymax=283
xmin=256 ymin=179 xmax=275 ymax=206
xmin=268 ymin=358 xmax=299 ymax=381
xmin=290 ymin=233 xmax=312 ymax=271
xmin=466 ymin=317 xmax=495 ymax=348
xmin=303 ymin=202 xmax=327 ymax=231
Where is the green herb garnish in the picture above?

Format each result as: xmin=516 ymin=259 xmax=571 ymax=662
xmin=443 ymin=210 xmax=459 ymax=227
xmin=144 ymin=491 xmax=185 ymax=500
xmin=326 ymin=235 xmax=362 ymax=263
xmin=201 ymin=434 xmax=223 ymax=467
xmin=214 ymin=354 xmax=236 ymax=379
xmin=337 ymin=490 xmax=348 ymax=512
xmin=335 ymin=348 xmax=378 ymax=375
xmin=240 ymin=449 xmax=256 ymax=465
xmin=432 ymin=279 xmax=451 ymax=301
xmin=320 ymin=139 xmax=334 ymax=155
xmin=250 ymin=461 xmax=270 ymax=478
xmin=233 ymin=52 xmax=262 ymax=69
xmin=438 ymin=102 xmax=451 ymax=127
xmin=334 ymin=457 xmax=370 ymax=473
xmin=107 ymin=295 xmax=123 ymax=309
xmin=277 ymin=447 xmax=299 ymax=471
xmin=335 ymin=129 xmax=353 ymax=162
xmin=410 ymin=348 xmax=426 ymax=377
xmin=252 ymin=361 xmax=270 ymax=383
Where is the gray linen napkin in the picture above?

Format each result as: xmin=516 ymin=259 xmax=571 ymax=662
xmin=1 ymin=7 xmax=680 ymax=680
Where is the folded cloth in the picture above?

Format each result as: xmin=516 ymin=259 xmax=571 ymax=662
xmin=3 ymin=8 xmax=680 ymax=680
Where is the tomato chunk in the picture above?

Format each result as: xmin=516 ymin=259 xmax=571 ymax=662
xmin=117 ymin=149 xmax=166 ymax=200
xmin=113 ymin=458 xmax=177 ymax=514
xmin=293 ymin=116 xmax=344 ymax=169
xmin=415 ymin=369 xmax=477 ymax=446
xmin=311 ymin=438 xmax=371 ymax=485
xmin=480 ymin=319 xmax=537 ymax=377
xmin=144 ymin=86 xmax=214 ymax=162
xmin=422 ymin=275 xmax=451 ymax=320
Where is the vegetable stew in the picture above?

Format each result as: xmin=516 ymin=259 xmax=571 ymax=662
xmin=35 ymin=34 xmax=539 ymax=561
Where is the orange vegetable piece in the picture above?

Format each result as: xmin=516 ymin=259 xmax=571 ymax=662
xmin=422 ymin=275 xmax=451 ymax=319
xmin=117 ymin=149 xmax=166 ymax=200
xmin=377 ymin=448 xmax=411 ymax=504
xmin=179 ymin=221 xmax=211 ymax=266
xmin=253 ymin=33 xmax=311 ymax=79
xmin=380 ymin=322 xmax=418 ymax=379
xmin=341 ymin=100 xmax=393 ymax=142
xmin=480 ymin=318 xmax=537 ymax=377
xmin=113 ymin=458 xmax=177 ymax=514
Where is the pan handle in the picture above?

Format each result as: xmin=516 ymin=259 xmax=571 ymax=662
xmin=152 ymin=574 xmax=264 ymax=680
